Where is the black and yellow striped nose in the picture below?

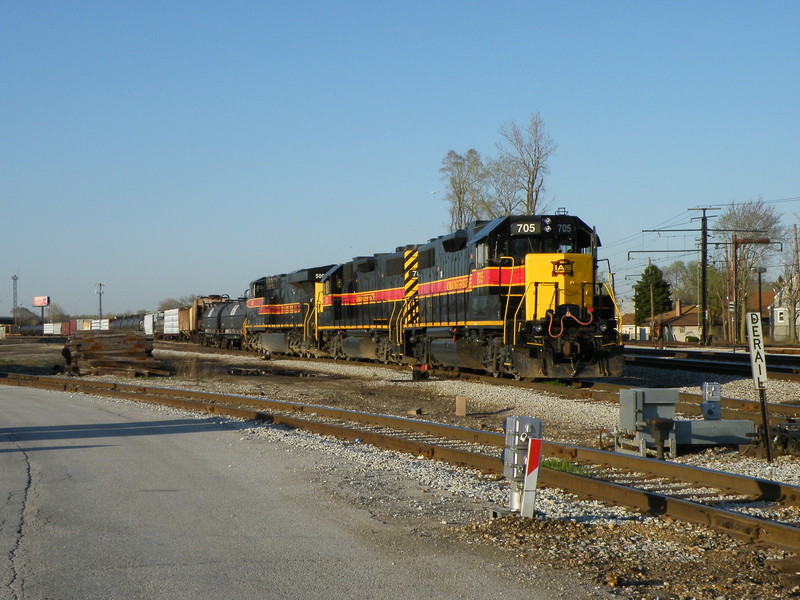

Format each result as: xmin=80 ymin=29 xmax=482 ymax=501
xmin=403 ymin=250 xmax=419 ymax=325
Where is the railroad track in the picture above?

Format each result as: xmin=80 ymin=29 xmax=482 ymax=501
xmin=624 ymin=346 xmax=800 ymax=382
xmin=2 ymin=371 xmax=799 ymax=558
xmin=157 ymin=341 xmax=800 ymax=425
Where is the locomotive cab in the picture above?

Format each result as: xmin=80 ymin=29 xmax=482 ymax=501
xmin=418 ymin=212 xmax=622 ymax=379
xmin=502 ymin=215 xmax=622 ymax=378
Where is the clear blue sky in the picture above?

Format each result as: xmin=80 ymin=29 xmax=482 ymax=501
xmin=2 ymin=1 xmax=799 ymax=316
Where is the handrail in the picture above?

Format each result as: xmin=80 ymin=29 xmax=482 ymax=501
xmin=388 ymin=300 xmax=401 ymax=344
xmin=302 ymin=302 xmax=314 ymax=342
xmin=602 ymin=280 xmax=623 ymax=344
xmin=510 ymin=283 xmax=535 ymax=345
xmin=499 ymin=257 xmax=515 ymax=345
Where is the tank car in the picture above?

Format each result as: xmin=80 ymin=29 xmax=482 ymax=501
xmin=109 ymin=316 xmax=144 ymax=331
xmin=200 ymin=299 xmax=247 ymax=348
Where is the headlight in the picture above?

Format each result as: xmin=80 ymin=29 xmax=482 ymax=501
xmin=598 ymin=320 xmax=616 ymax=333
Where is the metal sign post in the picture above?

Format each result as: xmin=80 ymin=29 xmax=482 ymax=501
xmin=520 ymin=436 xmax=543 ymax=518
xmin=745 ymin=312 xmax=772 ymax=462
xmin=503 ymin=416 xmax=543 ymax=517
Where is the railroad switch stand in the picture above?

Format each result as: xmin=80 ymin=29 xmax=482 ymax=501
xmin=614 ymin=385 xmax=756 ymax=458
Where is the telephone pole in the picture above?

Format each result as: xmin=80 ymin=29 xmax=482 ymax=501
xmin=96 ymin=283 xmax=104 ymax=319
xmin=11 ymin=275 xmax=18 ymax=328
xmin=688 ymin=208 xmax=715 ymax=345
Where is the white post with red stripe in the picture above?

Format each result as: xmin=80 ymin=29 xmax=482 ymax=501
xmin=502 ymin=416 xmax=543 ymax=517
xmin=520 ymin=436 xmax=543 ymax=518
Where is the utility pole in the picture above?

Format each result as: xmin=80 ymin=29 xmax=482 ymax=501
xmin=96 ymin=283 xmax=104 ymax=319
xmin=794 ymin=225 xmax=800 ymax=343
xmin=732 ymin=237 xmax=772 ymax=345
xmin=11 ymin=275 xmax=18 ymax=329
xmin=649 ymin=258 xmax=655 ymax=335
xmin=688 ymin=207 xmax=715 ymax=346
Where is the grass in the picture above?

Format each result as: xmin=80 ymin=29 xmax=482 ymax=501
xmin=541 ymin=457 xmax=599 ymax=477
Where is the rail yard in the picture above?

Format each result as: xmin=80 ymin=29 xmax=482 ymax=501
xmin=2 ymin=339 xmax=800 ymax=598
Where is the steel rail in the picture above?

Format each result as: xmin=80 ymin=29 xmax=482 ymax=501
xmin=624 ymin=347 xmax=800 ymax=382
xmin=2 ymin=372 xmax=799 ymax=553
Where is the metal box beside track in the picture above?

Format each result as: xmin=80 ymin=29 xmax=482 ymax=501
xmin=615 ymin=387 xmax=756 ymax=457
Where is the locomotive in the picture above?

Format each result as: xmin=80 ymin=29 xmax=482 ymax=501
xmin=36 ymin=212 xmax=624 ymax=380
xmin=240 ymin=212 xmax=623 ymax=379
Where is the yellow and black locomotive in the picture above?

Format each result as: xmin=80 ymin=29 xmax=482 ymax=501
xmin=242 ymin=212 xmax=623 ymax=380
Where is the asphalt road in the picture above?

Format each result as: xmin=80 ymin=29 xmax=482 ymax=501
xmin=0 ymin=385 xmax=593 ymax=600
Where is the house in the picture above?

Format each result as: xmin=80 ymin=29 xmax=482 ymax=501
xmin=620 ymin=312 xmax=647 ymax=342
xmin=622 ymin=302 xmax=704 ymax=343
xmin=771 ymin=276 xmax=798 ymax=343
xmin=653 ymin=301 xmax=703 ymax=343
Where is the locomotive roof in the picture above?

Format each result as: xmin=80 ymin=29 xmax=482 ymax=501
xmin=467 ymin=214 xmax=600 ymax=247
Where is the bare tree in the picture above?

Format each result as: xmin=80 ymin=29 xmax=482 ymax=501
xmin=157 ymin=295 xmax=200 ymax=311
xmin=662 ymin=260 xmax=700 ymax=304
xmin=439 ymin=149 xmax=487 ymax=231
xmin=775 ymin=220 xmax=800 ymax=343
xmin=483 ymin=155 xmax=524 ymax=217
xmin=46 ymin=303 xmax=70 ymax=322
xmin=13 ymin=307 xmax=40 ymax=326
xmin=496 ymin=113 xmax=557 ymax=215
xmin=714 ymin=197 xmax=786 ymax=342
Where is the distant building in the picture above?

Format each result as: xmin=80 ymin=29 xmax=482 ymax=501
xmin=620 ymin=312 xmax=647 ymax=342
xmin=0 ymin=316 xmax=12 ymax=339
xmin=622 ymin=301 xmax=716 ymax=343
xmin=771 ymin=276 xmax=798 ymax=343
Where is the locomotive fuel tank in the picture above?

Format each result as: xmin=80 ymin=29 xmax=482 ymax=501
xmin=257 ymin=332 xmax=289 ymax=353
xmin=339 ymin=333 xmax=378 ymax=360
xmin=429 ymin=337 xmax=485 ymax=370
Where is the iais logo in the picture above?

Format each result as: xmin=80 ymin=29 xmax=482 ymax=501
xmin=550 ymin=259 xmax=574 ymax=277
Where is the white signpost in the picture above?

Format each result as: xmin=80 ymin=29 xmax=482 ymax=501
xmin=520 ymin=436 xmax=543 ymax=519
xmin=745 ymin=312 xmax=772 ymax=461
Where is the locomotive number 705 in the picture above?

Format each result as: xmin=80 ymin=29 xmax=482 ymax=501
xmin=512 ymin=223 xmax=538 ymax=235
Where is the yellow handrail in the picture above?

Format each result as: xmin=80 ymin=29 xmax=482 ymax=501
xmin=602 ymin=281 xmax=623 ymax=344
xmin=500 ymin=257 xmax=515 ymax=344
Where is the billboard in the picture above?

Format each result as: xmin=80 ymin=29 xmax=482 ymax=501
xmin=33 ymin=296 xmax=50 ymax=307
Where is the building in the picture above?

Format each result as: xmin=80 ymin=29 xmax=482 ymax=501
xmin=771 ymin=276 xmax=798 ymax=343
xmin=622 ymin=302 xmax=706 ymax=343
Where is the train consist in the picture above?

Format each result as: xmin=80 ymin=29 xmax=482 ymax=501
xmin=40 ymin=212 xmax=624 ymax=380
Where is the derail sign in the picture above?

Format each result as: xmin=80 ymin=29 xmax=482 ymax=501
xmin=745 ymin=312 xmax=768 ymax=390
